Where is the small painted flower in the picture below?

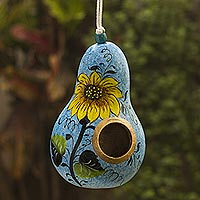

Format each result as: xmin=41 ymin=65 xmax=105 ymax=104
xmin=68 ymin=71 xmax=122 ymax=122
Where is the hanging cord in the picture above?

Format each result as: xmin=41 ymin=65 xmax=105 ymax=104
xmin=96 ymin=0 xmax=105 ymax=34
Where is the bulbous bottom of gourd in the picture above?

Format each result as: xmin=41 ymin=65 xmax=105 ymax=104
xmin=50 ymin=113 xmax=145 ymax=189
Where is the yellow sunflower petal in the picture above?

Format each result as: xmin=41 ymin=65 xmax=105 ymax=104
xmin=87 ymin=101 xmax=100 ymax=122
xmin=78 ymin=73 xmax=89 ymax=85
xmin=99 ymin=77 xmax=118 ymax=88
xmin=75 ymin=83 xmax=85 ymax=94
xmin=105 ymin=87 xmax=123 ymax=98
xmin=68 ymin=94 xmax=83 ymax=110
xmin=77 ymin=101 xmax=90 ymax=120
xmin=106 ymin=95 xmax=120 ymax=116
xmin=90 ymin=71 xmax=101 ymax=85
xmin=99 ymin=100 xmax=110 ymax=119
xmin=71 ymin=96 xmax=85 ymax=116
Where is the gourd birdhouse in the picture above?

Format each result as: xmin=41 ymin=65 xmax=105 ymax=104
xmin=50 ymin=33 xmax=146 ymax=189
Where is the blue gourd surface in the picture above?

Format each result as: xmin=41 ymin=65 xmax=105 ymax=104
xmin=50 ymin=41 xmax=146 ymax=189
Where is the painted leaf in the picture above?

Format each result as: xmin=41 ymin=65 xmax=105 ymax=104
xmin=51 ymin=142 xmax=63 ymax=167
xmin=74 ymin=163 xmax=105 ymax=179
xmin=88 ymin=65 xmax=101 ymax=71
xmin=51 ymin=135 xmax=66 ymax=155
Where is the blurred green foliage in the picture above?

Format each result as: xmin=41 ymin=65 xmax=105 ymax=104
xmin=43 ymin=0 xmax=85 ymax=25
xmin=0 ymin=0 xmax=36 ymax=43
xmin=0 ymin=0 xmax=200 ymax=200
xmin=101 ymin=0 xmax=200 ymax=199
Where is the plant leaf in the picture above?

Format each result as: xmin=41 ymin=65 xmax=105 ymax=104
xmin=51 ymin=135 xmax=66 ymax=155
xmin=74 ymin=163 xmax=105 ymax=179
xmin=43 ymin=0 xmax=85 ymax=25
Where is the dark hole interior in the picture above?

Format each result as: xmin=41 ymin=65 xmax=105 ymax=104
xmin=99 ymin=123 xmax=132 ymax=158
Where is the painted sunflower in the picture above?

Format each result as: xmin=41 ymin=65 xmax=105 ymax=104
xmin=68 ymin=71 xmax=122 ymax=122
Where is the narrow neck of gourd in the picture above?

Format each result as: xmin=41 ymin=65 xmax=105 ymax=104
xmin=95 ymin=33 xmax=107 ymax=44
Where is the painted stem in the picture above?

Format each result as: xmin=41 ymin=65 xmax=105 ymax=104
xmin=69 ymin=123 xmax=87 ymax=186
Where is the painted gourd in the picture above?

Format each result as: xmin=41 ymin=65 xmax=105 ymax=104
xmin=50 ymin=33 xmax=146 ymax=189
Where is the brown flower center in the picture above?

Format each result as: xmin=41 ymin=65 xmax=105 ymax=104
xmin=84 ymin=84 xmax=103 ymax=100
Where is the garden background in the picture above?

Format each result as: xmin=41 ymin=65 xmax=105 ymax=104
xmin=0 ymin=0 xmax=200 ymax=200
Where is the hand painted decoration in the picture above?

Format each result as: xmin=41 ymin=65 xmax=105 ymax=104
xmin=50 ymin=0 xmax=145 ymax=189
